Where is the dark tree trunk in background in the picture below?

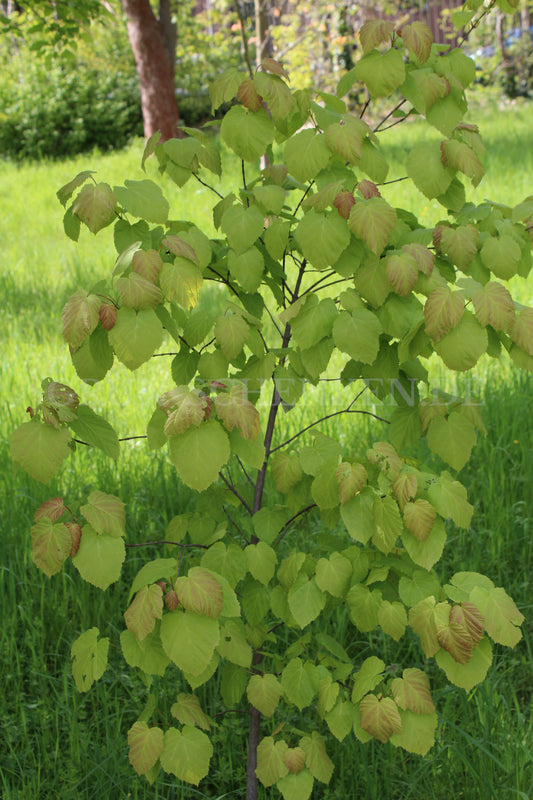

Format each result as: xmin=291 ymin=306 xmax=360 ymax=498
xmin=121 ymin=0 xmax=179 ymax=140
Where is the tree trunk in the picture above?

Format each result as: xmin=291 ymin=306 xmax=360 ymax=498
xmin=121 ymin=0 xmax=179 ymax=140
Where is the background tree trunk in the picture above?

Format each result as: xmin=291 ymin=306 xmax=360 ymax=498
xmin=121 ymin=0 xmax=179 ymax=140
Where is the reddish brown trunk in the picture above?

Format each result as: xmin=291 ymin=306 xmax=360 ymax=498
xmin=122 ymin=0 xmax=179 ymax=140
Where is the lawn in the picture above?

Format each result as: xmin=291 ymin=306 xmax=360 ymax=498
xmin=1 ymin=98 xmax=532 ymax=799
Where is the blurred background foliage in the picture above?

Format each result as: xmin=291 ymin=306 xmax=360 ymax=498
xmin=0 ymin=0 xmax=531 ymax=161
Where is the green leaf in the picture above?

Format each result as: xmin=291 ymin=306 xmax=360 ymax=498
xmin=221 ymin=204 xmax=265 ymax=253
xmin=346 ymin=584 xmax=381 ymax=631
xmin=442 ymin=139 xmax=484 ymax=187
xmin=406 ymin=142 xmax=455 ymax=199
xmin=221 ymin=106 xmax=275 ymax=162
xmin=336 ymin=462 xmax=368 ymax=505
xmin=71 ymin=627 xmax=109 ymax=692
xmin=114 ymin=179 xmax=169 ymax=224
xmin=247 ymin=674 xmax=283 ymax=717
xmin=160 ymin=260 xmax=203 ymax=310
xmin=71 ymin=326 xmax=114 ymax=385
xmin=472 ymin=281 xmax=515 ymax=333
xmin=80 ymin=490 xmax=125 ymax=537
xmin=30 ymin=519 xmax=72 ymax=577
xmin=435 ymin=636 xmax=492 ymax=691
xmin=354 ymin=49 xmax=406 ymax=98
xmin=284 ymin=130 xmax=331 ymax=183
xmin=349 ymin=198 xmax=397 ymax=255
xmin=228 ymin=246 xmax=265 ymax=293
xmin=402 ymin=516 xmax=447 ymax=570
xmin=359 ymin=20 xmax=395 ymax=53
xmin=57 ymin=170 xmax=95 ymax=206
xmin=426 ymin=93 xmax=465 ymax=138
xmin=10 ymin=420 xmax=71 ymax=483
xmin=288 ymin=574 xmax=326 ymax=629
xmin=209 ymin=68 xmax=244 ymax=111
xmin=424 ymin=286 xmax=464 ymax=342
xmin=176 ymin=568 xmax=224 ymax=618
xmin=281 ymin=658 xmax=320 ymax=710
xmin=333 ymin=309 xmax=382 ymax=364
xmin=300 ymin=732 xmax=334 ymax=784
xmin=434 ymin=311 xmax=488 ymax=371
xmin=128 ymin=721 xmax=164 ymax=776
xmin=121 ymin=628 xmax=170 ymax=676
xmin=427 ymin=411 xmax=476 ymax=471
xmin=378 ymin=600 xmax=408 ymax=641
xmin=160 ymin=610 xmax=220 ymax=676
xmin=72 ymin=182 xmax=117 ymax=234
xmin=325 ymin=119 xmax=366 ymax=164
xmin=427 ymin=472 xmax=473 ymax=529
xmin=385 ymin=251 xmax=419 ymax=296
xmin=360 ymin=138 xmax=390 ymax=183
xmin=372 ymin=495 xmax=403 ymax=554
xmin=315 ymin=552 xmax=352 ymax=597
xmin=341 ymin=489 xmax=375 ymax=544
xmin=124 ymin=584 xmax=164 ymax=642
xmin=252 ymin=507 xmax=286 ymax=545
xmin=168 ymin=421 xmax=230 ymax=492
xmin=402 ymin=22 xmax=433 ymax=63
xmin=160 ymin=726 xmax=213 ymax=786
xmin=480 ymin=235 xmax=522 ymax=280
xmin=72 ymin=526 xmax=125 ymax=590
xmin=294 ymin=211 xmax=350 ymax=269
xmin=62 ymin=290 xmax=101 ymax=349
xmin=351 ymin=656 xmax=386 ymax=703
xmin=108 ymin=308 xmax=164 ymax=370
xmin=171 ymin=693 xmax=211 ymax=731
xmin=277 ymin=770 xmax=314 ymax=800
xmin=217 ymin=619 xmax=252 ymax=667
xmin=214 ymin=314 xmax=250 ymax=360
xmin=129 ymin=558 xmax=178 ymax=599
xmin=254 ymin=72 xmax=294 ymax=119
xmin=325 ymin=699 xmax=355 ymax=741
xmin=291 ymin=296 xmax=338 ymax=350
xmin=359 ymin=694 xmax=402 ymax=743
xmin=390 ymin=709 xmax=437 ymax=755
xmin=69 ymin=405 xmax=119 ymax=460
xmin=437 ymin=224 xmax=479 ymax=268
xmin=245 ymin=542 xmax=277 ymax=586
xmin=256 ymin=737 xmax=289 ymax=787
xmin=470 ymin=586 xmax=524 ymax=647
xmin=221 ymin=663 xmax=247 ymax=706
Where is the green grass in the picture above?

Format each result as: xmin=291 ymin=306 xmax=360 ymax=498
xmin=1 ymin=101 xmax=532 ymax=799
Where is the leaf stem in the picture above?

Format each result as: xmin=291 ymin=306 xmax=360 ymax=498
xmin=273 ymin=504 xmax=317 ymax=547
xmin=270 ymin=404 xmax=389 ymax=453
xmin=219 ymin=471 xmax=253 ymax=515
xmin=193 ymin=172 xmax=224 ymax=199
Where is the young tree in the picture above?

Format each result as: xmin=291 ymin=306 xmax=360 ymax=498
xmin=10 ymin=13 xmax=530 ymax=800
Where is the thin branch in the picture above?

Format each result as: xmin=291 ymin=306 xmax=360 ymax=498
xmin=219 ymin=471 xmax=253 ymax=515
xmin=199 ymin=337 xmax=216 ymax=354
xmin=359 ymin=97 xmax=371 ymax=119
xmin=451 ymin=0 xmax=497 ymax=52
xmin=264 ymin=303 xmax=283 ymax=337
xmin=73 ymin=435 xmax=147 ymax=447
xmin=193 ymin=172 xmax=224 ymax=199
xmin=236 ymin=455 xmax=256 ymax=488
xmin=379 ymin=176 xmax=409 ymax=186
xmin=301 ymin=269 xmax=337 ymax=295
xmin=373 ymin=99 xmax=406 ymax=133
xmin=242 ymin=161 xmax=249 ymax=206
xmin=293 ymin=182 xmax=315 ymax=219
xmin=274 ymin=504 xmax=317 ymax=548
xmin=270 ymin=405 xmax=390 ymax=454
xmin=152 ymin=351 xmax=179 ymax=357
xmin=223 ymin=506 xmax=249 ymax=543
xmin=235 ymin=0 xmax=254 ymax=78
xmin=301 ymin=277 xmax=351 ymax=297
xmin=207 ymin=266 xmax=240 ymax=297
xmin=213 ymin=709 xmax=251 ymax=718
xmin=378 ymin=116 xmax=411 ymax=133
